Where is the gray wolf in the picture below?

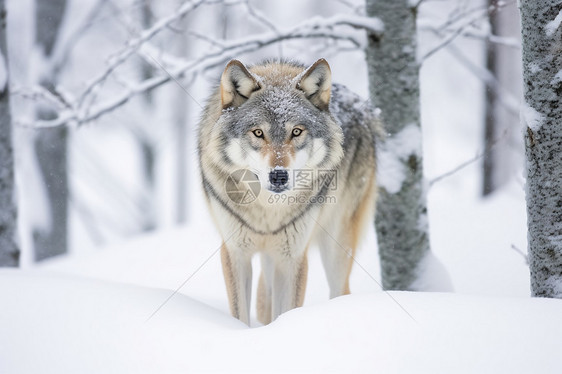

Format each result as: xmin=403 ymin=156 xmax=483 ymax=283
xmin=197 ymin=58 xmax=379 ymax=325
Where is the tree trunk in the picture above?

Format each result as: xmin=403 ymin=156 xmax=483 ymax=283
xmin=482 ymin=0 xmax=500 ymax=196
xmin=365 ymin=0 xmax=430 ymax=290
xmin=174 ymin=8 xmax=189 ymax=225
xmin=138 ymin=0 xmax=156 ymax=232
xmin=520 ymin=1 xmax=562 ymax=298
xmin=32 ymin=0 xmax=68 ymax=261
xmin=482 ymin=0 xmax=522 ymax=196
xmin=0 ymin=0 xmax=20 ymax=267
xmin=139 ymin=138 xmax=156 ymax=231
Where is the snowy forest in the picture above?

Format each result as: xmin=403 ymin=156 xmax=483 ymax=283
xmin=1 ymin=0 xmax=561 ymax=372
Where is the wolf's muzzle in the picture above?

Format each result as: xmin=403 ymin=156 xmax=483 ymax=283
xmin=269 ymin=168 xmax=289 ymax=192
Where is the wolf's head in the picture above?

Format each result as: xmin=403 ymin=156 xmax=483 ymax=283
xmin=210 ymin=59 xmax=344 ymax=193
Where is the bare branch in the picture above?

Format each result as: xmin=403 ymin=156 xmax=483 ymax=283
xmin=429 ymin=124 xmax=514 ymax=187
xmin=419 ymin=8 xmax=489 ymax=61
xmin=511 ymin=244 xmax=529 ymax=265
xmin=243 ymin=0 xmax=279 ymax=34
xmin=419 ymin=0 xmax=518 ymax=61
xmin=419 ymin=24 xmax=520 ymax=50
xmin=429 ymin=149 xmax=487 ymax=187
xmin=27 ymin=13 xmax=383 ymax=129
xmin=12 ymin=85 xmax=72 ymax=110
xmin=428 ymin=46 xmax=521 ymax=187
xmin=446 ymin=43 xmax=519 ymax=115
xmin=186 ymin=30 xmax=226 ymax=49
xmin=420 ymin=20 xmax=477 ymax=61
xmin=77 ymin=0 xmax=207 ymax=108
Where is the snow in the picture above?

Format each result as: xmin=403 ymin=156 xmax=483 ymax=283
xmin=528 ymin=61 xmax=541 ymax=74
xmin=409 ymin=251 xmax=454 ymax=292
xmin=377 ymin=123 xmax=423 ymax=194
xmin=545 ymin=9 xmax=562 ymax=37
xmin=522 ymin=102 xmax=545 ymax=132
xmin=1 ymin=269 xmax=562 ymax=374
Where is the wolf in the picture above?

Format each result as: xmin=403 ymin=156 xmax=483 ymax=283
xmin=197 ymin=58 xmax=380 ymax=325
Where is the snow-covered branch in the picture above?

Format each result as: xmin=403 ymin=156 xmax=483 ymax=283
xmin=419 ymin=7 xmax=490 ymax=61
xmin=77 ymin=0 xmax=208 ymax=109
xmin=12 ymin=85 xmax=72 ymax=111
xmin=419 ymin=23 xmax=520 ymax=50
xmin=418 ymin=0 xmax=519 ymax=61
xmin=26 ymin=12 xmax=383 ymax=128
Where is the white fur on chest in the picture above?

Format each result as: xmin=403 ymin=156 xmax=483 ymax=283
xmin=208 ymin=193 xmax=315 ymax=258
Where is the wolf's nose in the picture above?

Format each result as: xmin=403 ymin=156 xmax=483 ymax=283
xmin=269 ymin=168 xmax=289 ymax=189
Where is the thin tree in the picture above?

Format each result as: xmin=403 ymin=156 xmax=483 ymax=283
xmin=520 ymin=0 xmax=562 ymax=298
xmin=482 ymin=0 xmax=522 ymax=196
xmin=138 ymin=0 xmax=157 ymax=231
xmin=173 ymin=6 xmax=190 ymax=225
xmin=0 ymin=0 xmax=19 ymax=267
xmin=33 ymin=0 xmax=68 ymax=261
xmin=365 ymin=0 xmax=432 ymax=290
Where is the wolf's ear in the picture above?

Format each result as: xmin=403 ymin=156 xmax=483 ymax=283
xmin=220 ymin=60 xmax=260 ymax=109
xmin=296 ymin=58 xmax=331 ymax=111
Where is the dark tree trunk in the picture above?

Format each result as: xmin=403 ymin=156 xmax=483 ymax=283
xmin=138 ymin=0 xmax=157 ymax=231
xmin=0 ymin=0 xmax=20 ymax=267
xmin=482 ymin=0 xmax=522 ymax=196
xmin=482 ymin=0 xmax=500 ymax=196
xmin=32 ymin=0 xmax=68 ymax=261
xmin=33 ymin=123 xmax=68 ymax=261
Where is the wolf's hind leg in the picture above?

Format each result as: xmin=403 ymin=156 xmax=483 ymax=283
xmin=319 ymin=232 xmax=354 ymax=298
xmin=320 ymin=173 xmax=376 ymax=298
xmin=221 ymin=244 xmax=252 ymax=325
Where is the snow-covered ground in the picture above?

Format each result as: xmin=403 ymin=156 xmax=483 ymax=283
xmin=2 ymin=268 xmax=561 ymax=373
xmin=3 ymin=0 xmax=562 ymax=372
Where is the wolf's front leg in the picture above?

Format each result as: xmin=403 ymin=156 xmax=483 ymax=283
xmin=257 ymin=253 xmax=274 ymax=325
xmin=220 ymin=243 xmax=252 ymax=325
xmin=270 ymin=253 xmax=308 ymax=322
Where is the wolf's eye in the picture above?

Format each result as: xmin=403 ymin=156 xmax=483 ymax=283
xmin=292 ymin=128 xmax=303 ymax=137
xmin=252 ymin=129 xmax=264 ymax=138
